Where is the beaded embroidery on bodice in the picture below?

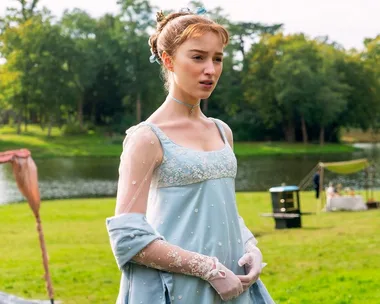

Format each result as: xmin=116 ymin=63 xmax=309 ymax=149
xmin=141 ymin=119 xmax=237 ymax=188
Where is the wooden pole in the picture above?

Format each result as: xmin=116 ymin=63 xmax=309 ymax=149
xmin=318 ymin=164 xmax=324 ymax=214
xmin=373 ymin=166 xmax=376 ymax=202
xmin=36 ymin=214 xmax=54 ymax=303
xmin=365 ymin=168 xmax=369 ymax=203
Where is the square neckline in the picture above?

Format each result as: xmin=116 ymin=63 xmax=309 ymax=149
xmin=144 ymin=118 xmax=228 ymax=154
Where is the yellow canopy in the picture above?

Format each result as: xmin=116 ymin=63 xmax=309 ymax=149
xmin=319 ymin=158 xmax=370 ymax=175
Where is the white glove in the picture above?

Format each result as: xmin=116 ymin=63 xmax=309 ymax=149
xmin=206 ymin=258 xmax=244 ymax=301
xmin=236 ymin=246 xmax=265 ymax=291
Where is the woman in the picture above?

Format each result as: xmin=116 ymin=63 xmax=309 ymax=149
xmin=327 ymin=182 xmax=335 ymax=198
xmin=106 ymin=8 xmax=274 ymax=304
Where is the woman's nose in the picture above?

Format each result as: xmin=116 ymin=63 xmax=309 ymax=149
xmin=204 ymin=60 xmax=216 ymax=75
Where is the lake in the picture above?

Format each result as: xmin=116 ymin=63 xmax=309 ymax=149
xmin=1 ymin=143 xmax=379 ymax=205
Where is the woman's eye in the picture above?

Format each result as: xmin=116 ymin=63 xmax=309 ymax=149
xmin=193 ymin=56 xmax=203 ymax=60
xmin=214 ymin=57 xmax=223 ymax=62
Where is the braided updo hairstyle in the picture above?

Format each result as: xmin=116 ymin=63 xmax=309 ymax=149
xmin=148 ymin=10 xmax=229 ymax=91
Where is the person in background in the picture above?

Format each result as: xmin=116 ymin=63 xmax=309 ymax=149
xmin=327 ymin=182 xmax=335 ymax=198
xmin=313 ymin=168 xmax=321 ymax=199
xmin=349 ymin=187 xmax=356 ymax=196
xmin=336 ymin=183 xmax=343 ymax=196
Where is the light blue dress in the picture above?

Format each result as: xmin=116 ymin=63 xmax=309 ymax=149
xmin=106 ymin=119 xmax=274 ymax=304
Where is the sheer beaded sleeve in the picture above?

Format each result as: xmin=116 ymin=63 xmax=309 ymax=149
xmin=115 ymin=125 xmax=162 ymax=215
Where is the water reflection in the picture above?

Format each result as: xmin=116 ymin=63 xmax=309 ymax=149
xmin=0 ymin=144 xmax=379 ymax=205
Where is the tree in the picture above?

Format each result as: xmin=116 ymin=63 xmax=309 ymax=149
xmin=29 ymin=21 xmax=74 ymax=136
xmin=333 ymin=54 xmax=378 ymax=132
xmin=362 ymin=35 xmax=380 ymax=133
xmin=272 ymin=35 xmax=322 ymax=143
xmin=244 ymin=33 xmax=292 ymax=141
xmin=0 ymin=63 xmax=22 ymax=124
xmin=244 ymin=33 xmax=349 ymax=144
xmin=0 ymin=0 xmax=44 ymax=133
xmin=310 ymin=44 xmax=349 ymax=145
xmin=0 ymin=13 xmax=49 ymax=132
xmin=117 ymin=0 xmax=163 ymax=123
xmin=14 ymin=0 xmax=40 ymax=21
xmin=60 ymin=9 xmax=102 ymax=130
xmin=228 ymin=21 xmax=282 ymax=70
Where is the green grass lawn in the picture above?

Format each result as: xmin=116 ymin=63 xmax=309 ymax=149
xmin=0 ymin=125 xmax=123 ymax=158
xmin=0 ymin=125 xmax=358 ymax=158
xmin=0 ymin=192 xmax=379 ymax=304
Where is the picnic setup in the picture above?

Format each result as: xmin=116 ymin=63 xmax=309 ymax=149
xmin=262 ymin=158 xmax=379 ymax=230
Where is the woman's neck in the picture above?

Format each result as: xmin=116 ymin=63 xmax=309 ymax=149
xmin=163 ymin=89 xmax=203 ymax=118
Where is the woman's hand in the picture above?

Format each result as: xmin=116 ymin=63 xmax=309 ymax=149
xmin=207 ymin=260 xmax=244 ymax=301
xmin=236 ymin=246 xmax=263 ymax=291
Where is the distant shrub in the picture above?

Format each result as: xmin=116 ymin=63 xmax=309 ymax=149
xmin=62 ymin=123 xmax=88 ymax=135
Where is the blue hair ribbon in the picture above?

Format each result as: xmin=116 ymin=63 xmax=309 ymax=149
xmin=196 ymin=7 xmax=207 ymax=15
xmin=149 ymin=53 xmax=161 ymax=65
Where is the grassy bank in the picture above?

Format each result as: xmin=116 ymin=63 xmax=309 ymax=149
xmin=0 ymin=192 xmax=379 ymax=303
xmin=234 ymin=142 xmax=357 ymax=156
xmin=0 ymin=125 xmax=358 ymax=158
xmin=0 ymin=125 xmax=122 ymax=158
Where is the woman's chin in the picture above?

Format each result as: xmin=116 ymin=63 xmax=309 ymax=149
xmin=198 ymin=92 xmax=213 ymax=100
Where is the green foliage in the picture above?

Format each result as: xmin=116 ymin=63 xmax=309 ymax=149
xmin=243 ymin=32 xmax=376 ymax=144
xmin=0 ymin=1 xmax=379 ymax=142
xmin=61 ymin=122 xmax=88 ymax=136
xmin=362 ymin=35 xmax=380 ymax=132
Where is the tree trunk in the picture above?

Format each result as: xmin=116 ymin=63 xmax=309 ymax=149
xmin=23 ymin=96 xmax=28 ymax=132
xmin=30 ymin=109 xmax=38 ymax=124
xmin=17 ymin=110 xmax=22 ymax=135
xmin=301 ymin=115 xmax=308 ymax=144
xmin=77 ymin=97 xmax=83 ymax=130
xmin=319 ymin=126 xmax=325 ymax=146
xmin=239 ymin=35 xmax=245 ymax=61
xmin=136 ymin=93 xmax=142 ymax=123
xmin=24 ymin=107 xmax=28 ymax=132
xmin=91 ymin=101 xmax=97 ymax=125
xmin=283 ymin=121 xmax=296 ymax=143
xmin=39 ymin=107 xmax=45 ymax=130
xmin=47 ymin=115 xmax=54 ymax=137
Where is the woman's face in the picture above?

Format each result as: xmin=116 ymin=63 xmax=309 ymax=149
xmin=170 ymin=31 xmax=224 ymax=100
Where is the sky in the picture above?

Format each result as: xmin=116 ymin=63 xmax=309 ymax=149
xmin=0 ymin=0 xmax=379 ymax=50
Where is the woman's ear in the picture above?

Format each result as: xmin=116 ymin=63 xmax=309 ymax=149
xmin=161 ymin=51 xmax=174 ymax=71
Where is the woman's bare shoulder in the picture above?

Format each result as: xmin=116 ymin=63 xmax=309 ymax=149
xmin=210 ymin=118 xmax=233 ymax=143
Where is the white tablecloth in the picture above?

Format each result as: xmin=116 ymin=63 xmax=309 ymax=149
xmin=325 ymin=195 xmax=368 ymax=211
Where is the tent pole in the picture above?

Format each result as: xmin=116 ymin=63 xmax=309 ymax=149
xmin=318 ymin=164 xmax=324 ymax=214
xmin=298 ymin=164 xmax=319 ymax=190
xmin=365 ymin=168 xmax=369 ymax=203
xmin=373 ymin=166 xmax=376 ymax=202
